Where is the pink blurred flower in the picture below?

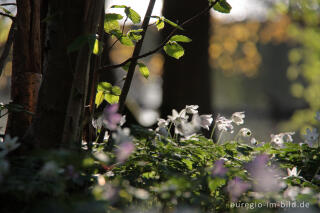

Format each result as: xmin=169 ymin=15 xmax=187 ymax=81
xmin=227 ymin=177 xmax=250 ymax=202
xmin=116 ymin=141 xmax=135 ymax=163
xmin=103 ymin=104 xmax=122 ymax=130
xmin=212 ymin=159 xmax=228 ymax=177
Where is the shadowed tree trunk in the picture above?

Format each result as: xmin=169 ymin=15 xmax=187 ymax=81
xmin=6 ymin=0 xmax=42 ymax=138
xmin=26 ymin=0 xmax=105 ymax=149
xmin=161 ymin=0 xmax=212 ymax=116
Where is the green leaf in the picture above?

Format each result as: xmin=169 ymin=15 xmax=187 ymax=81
xmin=122 ymin=62 xmax=130 ymax=71
xmin=97 ymin=82 xmax=112 ymax=91
xmin=104 ymin=13 xmax=123 ymax=33
xmin=105 ymin=94 xmax=119 ymax=104
xmin=156 ymin=19 xmax=165 ymax=31
xmin=111 ymin=5 xmax=126 ymax=9
xmin=182 ymin=159 xmax=193 ymax=170
xmin=110 ymin=30 xmax=134 ymax=46
xmin=138 ymin=63 xmax=150 ymax=79
xmin=163 ymin=42 xmax=185 ymax=59
xmin=127 ymin=29 xmax=143 ymax=42
xmin=95 ymin=91 xmax=104 ymax=107
xmin=93 ymin=39 xmax=103 ymax=55
xmin=208 ymin=177 xmax=226 ymax=192
xmin=125 ymin=7 xmax=141 ymax=24
xmin=213 ymin=0 xmax=232 ymax=13
xmin=163 ymin=18 xmax=184 ymax=30
xmin=170 ymin=35 xmax=192 ymax=43
xmin=111 ymin=86 xmax=121 ymax=96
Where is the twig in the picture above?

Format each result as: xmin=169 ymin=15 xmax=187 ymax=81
xmin=98 ymin=0 xmax=218 ymax=74
xmin=0 ymin=12 xmax=14 ymax=20
xmin=0 ymin=3 xmax=16 ymax=6
xmin=117 ymin=0 xmax=157 ymax=112
xmin=106 ymin=16 xmax=129 ymax=53
xmin=0 ymin=21 xmax=15 ymax=77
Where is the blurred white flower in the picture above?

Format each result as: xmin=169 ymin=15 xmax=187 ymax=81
xmin=0 ymin=135 xmax=20 ymax=155
xmin=92 ymin=116 xmax=103 ymax=130
xmin=283 ymin=186 xmax=300 ymax=200
xmin=94 ymin=151 xmax=110 ymax=163
xmin=286 ymin=167 xmax=301 ymax=178
xmin=303 ymin=128 xmax=319 ymax=147
xmin=199 ymin=114 xmax=213 ymax=130
xmin=250 ymin=137 xmax=258 ymax=145
xmin=270 ymin=132 xmax=294 ymax=147
xmin=174 ymin=118 xmax=200 ymax=137
xmin=184 ymin=105 xmax=199 ymax=114
xmin=270 ymin=134 xmax=284 ymax=146
xmin=167 ymin=109 xmax=188 ymax=125
xmin=239 ymin=128 xmax=252 ymax=137
xmin=231 ymin=111 xmax=245 ymax=125
xmin=120 ymin=115 xmax=126 ymax=126
xmin=216 ymin=115 xmax=234 ymax=133
xmin=112 ymin=128 xmax=132 ymax=144
xmin=315 ymin=111 xmax=320 ymax=121
xmin=156 ymin=118 xmax=169 ymax=130
xmin=39 ymin=161 xmax=61 ymax=178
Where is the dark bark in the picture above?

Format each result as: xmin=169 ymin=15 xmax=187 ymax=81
xmin=161 ymin=0 xmax=212 ymax=116
xmin=6 ymin=0 xmax=41 ymax=138
xmin=62 ymin=0 xmax=105 ymax=147
xmin=27 ymin=0 xmax=104 ymax=148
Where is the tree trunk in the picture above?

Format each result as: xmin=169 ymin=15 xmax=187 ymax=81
xmin=27 ymin=0 xmax=104 ymax=149
xmin=161 ymin=0 xmax=212 ymax=116
xmin=6 ymin=0 xmax=42 ymax=138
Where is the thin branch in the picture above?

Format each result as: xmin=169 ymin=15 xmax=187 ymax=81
xmin=0 ymin=12 xmax=14 ymax=20
xmin=0 ymin=21 xmax=15 ymax=77
xmin=118 ymin=0 xmax=156 ymax=112
xmin=106 ymin=16 xmax=129 ymax=53
xmin=98 ymin=0 xmax=218 ymax=73
xmin=0 ymin=3 xmax=16 ymax=6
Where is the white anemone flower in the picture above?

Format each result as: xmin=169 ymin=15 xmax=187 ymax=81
xmin=0 ymin=135 xmax=20 ymax=154
xmin=286 ymin=167 xmax=301 ymax=178
xmin=270 ymin=134 xmax=284 ymax=147
xmin=270 ymin=132 xmax=295 ymax=147
xmin=231 ymin=111 xmax=245 ymax=125
xmin=156 ymin=118 xmax=169 ymax=129
xmin=167 ymin=109 xmax=188 ymax=125
xmin=184 ymin=105 xmax=199 ymax=114
xmin=199 ymin=114 xmax=213 ymax=130
xmin=193 ymin=114 xmax=213 ymax=130
xmin=303 ymin=128 xmax=319 ymax=147
xmin=239 ymin=128 xmax=252 ymax=137
xmin=216 ymin=115 xmax=234 ymax=133
xmin=112 ymin=128 xmax=132 ymax=144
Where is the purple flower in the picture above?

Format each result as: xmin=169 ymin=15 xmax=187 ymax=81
xmin=103 ymin=104 xmax=122 ymax=130
xmin=212 ymin=159 xmax=228 ymax=177
xmin=245 ymin=154 xmax=282 ymax=192
xmin=116 ymin=141 xmax=135 ymax=163
xmin=227 ymin=177 xmax=250 ymax=202
xmin=245 ymin=154 xmax=269 ymax=175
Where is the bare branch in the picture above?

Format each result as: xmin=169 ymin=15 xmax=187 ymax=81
xmin=0 ymin=21 xmax=15 ymax=77
xmin=0 ymin=3 xmax=16 ymax=6
xmin=0 ymin=12 xmax=14 ymax=20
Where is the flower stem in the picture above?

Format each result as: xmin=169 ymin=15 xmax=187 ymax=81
xmin=210 ymin=123 xmax=217 ymax=140
xmin=217 ymin=131 xmax=223 ymax=144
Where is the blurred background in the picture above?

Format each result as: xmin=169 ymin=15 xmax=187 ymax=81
xmin=0 ymin=0 xmax=319 ymax=142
